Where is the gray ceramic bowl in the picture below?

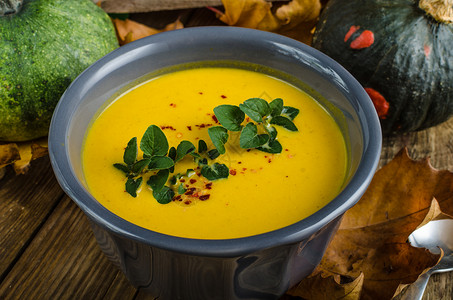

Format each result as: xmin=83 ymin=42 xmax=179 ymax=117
xmin=49 ymin=27 xmax=381 ymax=300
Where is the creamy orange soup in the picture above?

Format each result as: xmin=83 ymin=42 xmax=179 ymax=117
xmin=82 ymin=67 xmax=348 ymax=239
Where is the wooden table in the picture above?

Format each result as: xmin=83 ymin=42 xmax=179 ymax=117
xmin=1 ymin=7 xmax=452 ymax=300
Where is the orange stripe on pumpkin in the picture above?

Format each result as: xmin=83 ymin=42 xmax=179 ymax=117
xmin=365 ymin=88 xmax=389 ymax=119
xmin=350 ymin=30 xmax=374 ymax=49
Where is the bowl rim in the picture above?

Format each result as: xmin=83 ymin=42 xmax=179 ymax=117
xmin=48 ymin=26 xmax=382 ymax=257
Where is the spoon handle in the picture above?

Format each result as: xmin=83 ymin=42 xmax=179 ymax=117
xmin=400 ymin=272 xmax=431 ymax=300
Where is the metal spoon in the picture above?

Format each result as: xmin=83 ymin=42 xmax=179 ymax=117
xmin=401 ymin=219 xmax=453 ymax=300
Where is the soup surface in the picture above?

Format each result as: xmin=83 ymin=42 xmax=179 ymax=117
xmin=82 ymin=67 xmax=348 ymax=239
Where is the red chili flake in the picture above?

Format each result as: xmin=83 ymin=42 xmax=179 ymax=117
xmin=196 ymin=173 xmax=201 ymax=177
xmin=285 ymin=149 xmax=289 ymax=152
xmin=220 ymin=95 xmax=227 ymax=99
xmin=229 ymin=169 xmax=237 ymax=175
xmin=349 ymin=30 xmax=374 ymax=49
xmin=187 ymin=126 xmax=192 ymax=131
xmin=205 ymin=182 xmax=213 ymax=189
xmin=365 ymin=88 xmax=389 ymax=119
xmin=242 ymin=168 xmax=247 ymax=171
xmin=268 ymin=159 xmax=272 ymax=163
xmin=199 ymin=194 xmax=210 ymax=201
xmin=238 ymin=161 xmax=242 ymax=164
xmin=185 ymin=188 xmax=196 ymax=196
xmin=174 ymin=195 xmax=182 ymax=201
xmin=184 ymin=200 xmax=192 ymax=205
xmin=344 ymin=25 xmax=360 ymax=42
xmin=199 ymin=92 xmax=204 ymax=95
xmin=169 ymin=103 xmax=177 ymax=107
xmin=190 ymin=179 xmax=197 ymax=184
xmin=180 ymin=179 xmax=186 ymax=183
xmin=160 ymin=125 xmax=176 ymax=131
xmin=212 ymin=115 xmax=219 ymax=123
xmin=195 ymin=123 xmax=213 ymax=129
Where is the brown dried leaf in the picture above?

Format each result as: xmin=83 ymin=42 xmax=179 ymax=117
xmin=290 ymin=148 xmax=453 ymax=299
xmin=113 ymin=18 xmax=184 ymax=45
xmin=214 ymin=0 xmax=321 ymax=44
xmin=288 ymin=270 xmax=364 ymax=300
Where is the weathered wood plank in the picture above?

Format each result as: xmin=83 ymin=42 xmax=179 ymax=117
xmin=0 ymin=157 xmax=64 ymax=282
xmin=0 ymin=196 xmax=124 ymax=299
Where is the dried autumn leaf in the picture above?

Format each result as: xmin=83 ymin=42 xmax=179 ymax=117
xmin=288 ymin=270 xmax=364 ymax=300
xmin=0 ymin=143 xmax=20 ymax=168
xmin=289 ymin=148 xmax=453 ymax=300
xmin=113 ymin=18 xmax=184 ymax=45
xmin=13 ymin=137 xmax=49 ymax=175
xmin=212 ymin=0 xmax=321 ymax=44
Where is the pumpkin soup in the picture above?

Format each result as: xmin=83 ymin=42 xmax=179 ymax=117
xmin=82 ymin=66 xmax=348 ymax=239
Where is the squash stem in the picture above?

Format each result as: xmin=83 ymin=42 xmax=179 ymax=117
xmin=0 ymin=0 xmax=23 ymax=16
xmin=419 ymin=0 xmax=453 ymax=23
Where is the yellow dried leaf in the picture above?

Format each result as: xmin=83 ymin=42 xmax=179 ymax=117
xmin=13 ymin=137 xmax=48 ymax=175
xmin=113 ymin=18 xmax=184 ymax=45
xmin=0 ymin=143 xmax=20 ymax=168
xmin=215 ymin=0 xmax=321 ymax=44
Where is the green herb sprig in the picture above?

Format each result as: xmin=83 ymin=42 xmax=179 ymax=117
xmin=113 ymin=97 xmax=299 ymax=202
xmin=209 ymin=98 xmax=299 ymax=154
xmin=114 ymin=125 xmax=228 ymax=201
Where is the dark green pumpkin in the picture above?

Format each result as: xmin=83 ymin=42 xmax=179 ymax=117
xmin=0 ymin=0 xmax=118 ymax=142
xmin=312 ymin=0 xmax=453 ymax=135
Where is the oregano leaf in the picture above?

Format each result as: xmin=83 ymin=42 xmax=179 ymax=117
xmin=213 ymin=105 xmax=244 ymax=131
xmin=281 ymin=106 xmax=300 ymax=120
xmin=113 ymin=163 xmax=130 ymax=174
xmin=264 ymin=124 xmax=278 ymax=141
xmin=207 ymin=149 xmax=220 ymax=160
xmin=175 ymin=140 xmax=196 ymax=162
xmin=240 ymin=123 xmax=269 ymax=149
xmin=198 ymin=140 xmax=208 ymax=153
xmin=125 ymin=177 xmax=143 ymax=197
xmin=147 ymin=169 xmax=170 ymax=192
xmin=208 ymin=126 xmax=229 ymax=154
xmin=239 ymin=98 xmax=271 ymax=123
xmin=153 ymin=186 xmax=174 ymax=204
xmin=257 ymin=139 xmax=283 ymax=154
xmin=270 ymin=115 xmax=298 ymax=131
xmin=269 ymin=98 xmax=284 ymax=117
xmin=201 ymin=163 xmax=229 ymax=180
xmin=123 ymin=137 xmax=138 ymax=166
xmin=131 ymin=158 xmax=151 ymax=174
xmin=148 ymin=156 xmax=174 ymax=170
xmin=140 ymin=125 xmax=169 ymax=157
xmin=178 ymin=183 xmax=186 ymax=195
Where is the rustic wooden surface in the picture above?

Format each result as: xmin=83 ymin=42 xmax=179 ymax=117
xmin=1 ymin=6 xmax=452 ymax=300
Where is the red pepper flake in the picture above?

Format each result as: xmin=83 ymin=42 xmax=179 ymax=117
xmin=199 ymin=194 xmax=210 ymax=201
xmin=212 ymin=115 xmax=219 ymax=123
xmin=160 ymin=125 xmax=176 ymax=131
xmin=220 ymin=95 xmax=227 ymax=99
xmin=285 ymin=149 xmax=289 ymax=152
xmin=185 ymin=188 xmax=196 ymax=196
xmin=169 ymin=103 xmax=176 ymax=107
xmin=344 ymin=25 xmax=360 ymax=42
xmin=242 ymin=168 xmax=247 ymax=171
xmin=229 ymin=169 xmax=237 ymax=175
xmin=199 ymin=92 xmax=204 ymax=95
xmin=365 ymin=87 xmax=390 ymax=119
xmin=205 ymin=182 xmax=213 ymax=189
xmin=349 ymin=30 xmax=374 ymax=49
xmin=238 ymin=161 xmax=242 ymax=164
xmin=190 ymin=179 xmax=197 ymax=184
xmin=268 ymin=158 xmax=272 ymax=163
xmin=184 ymin=200 xmax=192 ymax=205
xmin=174 ymin=195 xmax=182 ymax=201
xmin=195 ymin=123 xmax=213 ymax=129
xmin=187 ymin=126 xmax=192 ymax=131
xmin=180 ymin=179 xmax=186 ymax=183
